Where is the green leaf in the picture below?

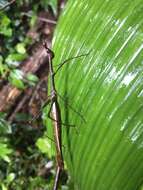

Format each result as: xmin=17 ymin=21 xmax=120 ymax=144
xmin=29 ymin=14 xmax=37 ymax=27
xmin=5 ymin=53 xmax=27 ymax=67
xmin=8 ymin=69 xmax=25 ymax=89
xmin=0 ymin=62 xmax=8 ymax=76
xmin=36 ymin=137 xmax=54 ymax=158
xmin=0 ymin=55 xmax=3 ymax=63
xmin=0 ymin=28 xmax=12 ymax=37
xmin=40 ymin=0 xmax=57 ymax=13
xmin=1 ymin=184 xmax=7 ymax=190
xmin=0 ymin=118 xmax=12 ymax=134
xmin=26 ymin=73 xmax=39 ymax=86
xmin=49 ymin=0 xmax=57 ymax=15
xmin=0 ymin=143 xmax=12 ymax=162
xmin=15 ymin=43 xmax=26 ymax=54
xmin=6 ymin=173 xmax=15 ymax=184
xmin=52 ymin=0 xmax=143 ymax=190
xmin=0 ymin=13 xmax=11 ymax=26
xmin=0 ymin=14 xmax=12 ymax=37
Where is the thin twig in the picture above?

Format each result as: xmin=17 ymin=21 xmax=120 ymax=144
xmin=38 ymin=16 xmax=57 ymax=24
xmin=21 ymin=12 xmax=57 ymax=24
xmin=0 ymin=0 xmax=15 ymax=11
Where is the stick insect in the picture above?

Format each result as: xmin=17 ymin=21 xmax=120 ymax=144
xmin=43 ymin=44 xmax=64 ymax=190
xmin=43 ymin=42 xmax=90 ymax=190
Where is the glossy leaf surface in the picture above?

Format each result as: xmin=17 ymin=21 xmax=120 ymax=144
xmin=50 ymin=0 xmax=143 ymax=189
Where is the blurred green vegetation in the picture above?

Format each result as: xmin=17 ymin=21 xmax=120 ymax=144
xmin=0 ymin=0 xmax=57 ymax=89
xmin=0 ymin=1 xmax=67 ymax=189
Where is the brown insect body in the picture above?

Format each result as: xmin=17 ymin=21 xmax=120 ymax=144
xmin=45 ymin=44 xmax=64 ymax=190
xmin=52 ymin=100 xmax=64 ymax=169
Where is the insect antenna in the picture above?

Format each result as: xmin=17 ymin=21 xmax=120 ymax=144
xmin=54 ymin=50 xmax=92 ymax=75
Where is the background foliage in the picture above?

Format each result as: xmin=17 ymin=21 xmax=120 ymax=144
xmin=0 ymin=1 xmax=60 ymax=190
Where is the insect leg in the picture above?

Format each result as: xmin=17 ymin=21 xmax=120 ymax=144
xmin=47 ymin=102 xmax=75 ymax=128
xmin=53 ymin=166 xmax=61 ymax=190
